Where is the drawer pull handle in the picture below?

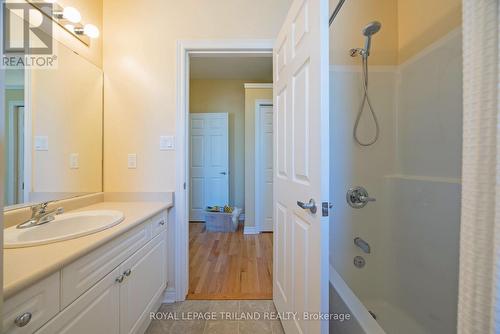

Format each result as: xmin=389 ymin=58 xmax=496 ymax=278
xmin=14 ymin=312 xmax=32 ymax=327
xmin=124 ymin=269 xmax=132 ymax=277
xmin=115 ymin=275 xmax=124 ymax=283
xmin=159 ymin=220 xmax=165 ymax=226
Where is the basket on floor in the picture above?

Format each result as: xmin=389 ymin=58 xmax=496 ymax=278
xmin=205 ymin=207 xmax=241 ymax=232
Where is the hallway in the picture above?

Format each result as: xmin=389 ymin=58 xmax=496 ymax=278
xmin=188 ymin=223 xmax=273 ymax=300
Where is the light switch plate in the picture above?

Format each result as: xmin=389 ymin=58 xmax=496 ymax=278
xmin=34 ymin=136 xmax=49 ymax=151
xmin=128 ymin=154 xmax=137 ymax=169
xmin=69 ymin=153 xmax=79 ymax=169
xmin=160 ymin=136 xmax=175 ymax=151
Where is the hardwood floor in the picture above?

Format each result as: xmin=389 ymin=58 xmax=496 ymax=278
xmin=188 ymin=222 xmax=273 ymax=300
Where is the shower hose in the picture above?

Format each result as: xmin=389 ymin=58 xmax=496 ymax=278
xmin=353 ymin=55 xmax=380 ymax=146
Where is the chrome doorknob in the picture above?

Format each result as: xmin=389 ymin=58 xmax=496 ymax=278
xmin=346 ymin=186 xmax=376 ymax=209
xmin=297 ymin=199 xmax=317 ymax=214
xmin=14 ymin=312 xmax=32 ymax=327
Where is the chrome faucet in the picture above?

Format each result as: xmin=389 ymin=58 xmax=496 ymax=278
xmin=17 ymin=202 xmax=64 ymax=229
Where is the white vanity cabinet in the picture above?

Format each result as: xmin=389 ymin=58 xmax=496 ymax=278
xmin=4 ymin=209 xmax=169 ymax=334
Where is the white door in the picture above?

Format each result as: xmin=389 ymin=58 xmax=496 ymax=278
xmin=257 ymin=103 xmax=274 ymax=232
xmin=190 ymin=113 xmax=229 ymax=221
xmin=273 ymin=0 xmax=329 ymax=333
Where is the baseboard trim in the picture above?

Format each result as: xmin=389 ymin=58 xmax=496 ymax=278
xmin=243 ymin=226 xmax=259 ymax=234
xmin=162 ymin=287 xmax=177 ymax=304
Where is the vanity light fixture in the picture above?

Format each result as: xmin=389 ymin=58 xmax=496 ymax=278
xmin=27 ymin=1 xmax=100 ymax=46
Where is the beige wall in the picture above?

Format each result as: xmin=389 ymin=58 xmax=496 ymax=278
xmin=244 ymin=87 xmax=272 ymax=228
xmin=189 ymin=79 xmax=249 ymax=208
xmin=398 ymin=0 xmax=461 ymax=63
xmin=102 ymin=0 xmax=291 ymax=193
xmin=329 ymin=0 xmax=461 ymax=65
xmin=330 ymin=0 xmax=399 ymax=65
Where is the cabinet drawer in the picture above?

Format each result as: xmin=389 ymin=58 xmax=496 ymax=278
xmin=3 ymin=272 xmax=60 ymax=334
xmin=151 ymin=211 xmax=167 ymax=238
xmin=61 ymin=222 xmax=151 ymax=308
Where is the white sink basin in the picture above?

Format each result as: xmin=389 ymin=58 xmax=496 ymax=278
xmin=4 ymin=210 xmax=125 ymax=248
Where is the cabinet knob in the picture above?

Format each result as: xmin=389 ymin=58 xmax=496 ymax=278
xmin=14 ymin=312 xmax=32 ymax=327
xmin=115 ymin=275 xmax=124 ymax=283
xmin=123 ymin=269 xmax=132 ymax=277
xmin=159 ymin=220 xmax=165 ymax=226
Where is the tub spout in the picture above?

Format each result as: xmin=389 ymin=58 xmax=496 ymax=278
xmin=354 ymin=237 xmax=371 ymax=254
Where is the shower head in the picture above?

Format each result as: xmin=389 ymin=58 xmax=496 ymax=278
xmin=362 ymin=21 xmax=381 ymax=57
xmin=363 ymin=21 xmax=381 ymax=37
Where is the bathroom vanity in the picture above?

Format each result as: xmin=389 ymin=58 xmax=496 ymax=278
xmin=3 ymin=201 xmax=172 ymax=334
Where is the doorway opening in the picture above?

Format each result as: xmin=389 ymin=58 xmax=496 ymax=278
xmin=186 ymin=54 xmax=274 ymax=299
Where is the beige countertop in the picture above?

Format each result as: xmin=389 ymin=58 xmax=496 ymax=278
xmin=3 ymin=201 xmax=173 ymax=300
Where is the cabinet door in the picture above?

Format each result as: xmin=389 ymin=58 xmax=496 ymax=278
xmin=36 ymin=267 xmax=121 ymax=334
xmin=120 ymin=232 xmax=166 ymax=334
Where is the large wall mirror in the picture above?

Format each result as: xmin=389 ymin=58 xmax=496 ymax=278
xmin=4 ymin=42 xmax=103 ymax=210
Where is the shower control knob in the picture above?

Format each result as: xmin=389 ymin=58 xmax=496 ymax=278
xmin=346 ymin=186 xmax=376 ymax=209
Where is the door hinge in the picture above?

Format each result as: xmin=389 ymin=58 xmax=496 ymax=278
xmin=322 ymin=202 xmax=333 ymax=217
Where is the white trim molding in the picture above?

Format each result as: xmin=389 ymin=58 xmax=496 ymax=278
xmin=176 ymin=39 xmax=274 ymax=302
xmin=244 ymin=83 xmax=273 ymax=89
xmin=243 ymin=226 xmax=259 ymax=235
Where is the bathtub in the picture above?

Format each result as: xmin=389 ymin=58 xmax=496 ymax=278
xmin=330 ymin=268 xmax=386 ymax=334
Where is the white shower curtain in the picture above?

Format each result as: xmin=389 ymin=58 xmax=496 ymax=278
xmin=458 ymin=0 xmax=500 ymax=333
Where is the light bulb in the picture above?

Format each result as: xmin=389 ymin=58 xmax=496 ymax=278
xmin=64 ymin=24 xmax=75 ymax=32
xmin=83 ymin=24 xmax=99 ymax=38
xmin=63 ymin=6 xmax=81 ymax=23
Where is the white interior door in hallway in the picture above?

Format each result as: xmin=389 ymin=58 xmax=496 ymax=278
xmin=256 ymin=102 xmax=274 ymax=232
xmin=189 ymin=113 xmax=229 ymax=221
xmin=273 ymin=0 xmax=330 ymax=333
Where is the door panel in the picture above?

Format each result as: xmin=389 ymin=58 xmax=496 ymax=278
xmin=258 ymin=105 xmax=275 ymax=232
xmin=189 ymin=113 xmax=229 ymax=220
xmin=273 ymin=0 xmax=329 ymax=333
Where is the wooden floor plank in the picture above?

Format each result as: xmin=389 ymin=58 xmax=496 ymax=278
xmin=188 ymin=222 xmax=273 ymax=300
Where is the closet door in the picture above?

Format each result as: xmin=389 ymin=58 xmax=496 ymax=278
xmin=189 ymin=113 xmax=229 ymax=220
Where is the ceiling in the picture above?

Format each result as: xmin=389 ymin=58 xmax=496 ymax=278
xmin=190 ymin=56 xmax=273 ymax=81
